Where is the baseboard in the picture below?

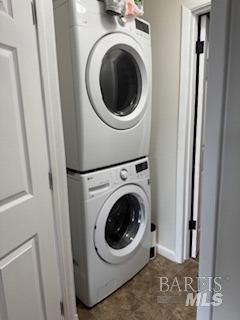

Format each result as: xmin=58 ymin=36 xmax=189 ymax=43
xmin=156 ymin=244 xmax=177 ymax=263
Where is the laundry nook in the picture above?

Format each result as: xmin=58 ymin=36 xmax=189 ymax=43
xmin=0 ymin=0 xmax=239 ymax=319
xmin=54 ymin=0 xmax=152 ymax=307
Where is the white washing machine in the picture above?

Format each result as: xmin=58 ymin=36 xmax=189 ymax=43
xmin=67 ymin=158 xmax=151 ymax=307
xmin=54 ymin=0 xmax=152 ymax=172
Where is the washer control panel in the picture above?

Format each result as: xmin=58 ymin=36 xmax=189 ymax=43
xmin=79 ymin=158 xmax=150 ymax=199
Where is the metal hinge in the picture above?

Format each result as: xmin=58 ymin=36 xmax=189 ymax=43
xmin=31 ymin=0 xmax=37 ymax=26
xmin=189 ymin=220 xmax=197 ymax=230
xmin=48 ymin=172 xmax=53 ymax=190
xmin=60 ymin=301 xmax=64 ymax=316
xmin=196 ymin=41 xmax=204 ymax=54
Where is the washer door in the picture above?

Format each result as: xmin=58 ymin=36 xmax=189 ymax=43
xmin=94 ymin=185 xmax=149 ymax=264
xmin=86 ymin=33 xmax=149 ymax=130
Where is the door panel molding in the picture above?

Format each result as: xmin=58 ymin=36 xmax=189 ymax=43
xmin=0 ymin=238 xmax=46 ymax=320
xmin=0 ymin=45 xmax=33 ymax=206
xmin=0 ymin=0 xmax=13 ymax=17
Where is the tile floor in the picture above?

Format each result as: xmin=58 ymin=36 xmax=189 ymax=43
xmin=77 ymin=255 xmax=199 ymax=320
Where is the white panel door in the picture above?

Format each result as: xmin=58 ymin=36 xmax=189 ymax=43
xmin=0 ymin=1 xmax=62 ymax=319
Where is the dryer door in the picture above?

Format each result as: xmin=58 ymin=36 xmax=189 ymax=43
xmin=94 ymin=185 xmax=149 ymax=264
xmin=86 ymin=33 xmax=150 ymax=130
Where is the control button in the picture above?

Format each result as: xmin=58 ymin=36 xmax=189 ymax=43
xmin=120 ymin=169 xmax=128 ymax=181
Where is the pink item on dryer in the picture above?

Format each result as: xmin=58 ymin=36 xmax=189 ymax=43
xmin=125 ymin=0 xmax=138 ymax=21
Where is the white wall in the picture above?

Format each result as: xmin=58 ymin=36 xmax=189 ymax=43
xmin=144 ymin=0 xmax=185 ymax=260
xmin=198 ymin=0 xmax=240 ymax=319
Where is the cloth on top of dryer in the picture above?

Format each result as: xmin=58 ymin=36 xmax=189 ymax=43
xmin=103 ymin=0 xmax=125 ymax=16
xmin=125 ymin=0 xmax=143 ymax=21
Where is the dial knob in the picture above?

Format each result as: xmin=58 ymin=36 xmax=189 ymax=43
xmin=120 ymin=169 xmax=128 ymax=181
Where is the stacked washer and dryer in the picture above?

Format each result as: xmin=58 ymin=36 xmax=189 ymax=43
xmin=54 ymin=0 xmax=152 ymax=307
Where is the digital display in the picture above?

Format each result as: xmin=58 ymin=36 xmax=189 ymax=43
xmin=136 ymin=161 xmax=148 ymax=173
xmin=135 ymin=19 xmax=150 ymax=34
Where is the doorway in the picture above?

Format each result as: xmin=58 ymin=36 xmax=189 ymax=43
xmin=175 ymin=0 xmax=211 ymax=264
xmin=189 ymin=13 xmax=210 ymax=259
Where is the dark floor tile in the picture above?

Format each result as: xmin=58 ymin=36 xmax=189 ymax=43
xmin=149 ymin=255 xmax=191 ymax=279
xmin=129 ymin=302 xmax=171 ymax=320
xmin=124 ymin=262 xmax=158 ymax=302
xmin=174 ymin=260 xmax=199 ymax=292
xmin=77 ymin=255 xmax=198 ymax=320
xmin=77 ymin=302 xmax=97 ymax=320
xmin=90 ymin=287 xmax=142 ymax=320
xmin=168 ymin=304 xmax=197 ymax=320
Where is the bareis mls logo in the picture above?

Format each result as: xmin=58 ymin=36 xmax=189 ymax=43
xmin=157 ymin=276 xmax=224 ymax=307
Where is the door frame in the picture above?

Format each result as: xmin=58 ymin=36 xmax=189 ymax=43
xmin=175 ymin=0 xmax=211 ymax=264
xmin=34 ymin=1 xmax=78 ymax=319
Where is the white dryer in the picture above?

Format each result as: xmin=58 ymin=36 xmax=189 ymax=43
xmin=54 ymin=0 xmax=152 ymax=172
xmin=67 ymin=158 xmax=151 ymax=307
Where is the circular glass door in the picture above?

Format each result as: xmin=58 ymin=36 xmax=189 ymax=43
xmin=94 ymin=185 xmax=149 ymax=264
xmin=105 ymin=194 xmax=141 ymax=249
xmin=100 ymin=47 xmax=142 ymax=117
xmin=86 ymin=33 xmax=150 ymax=130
